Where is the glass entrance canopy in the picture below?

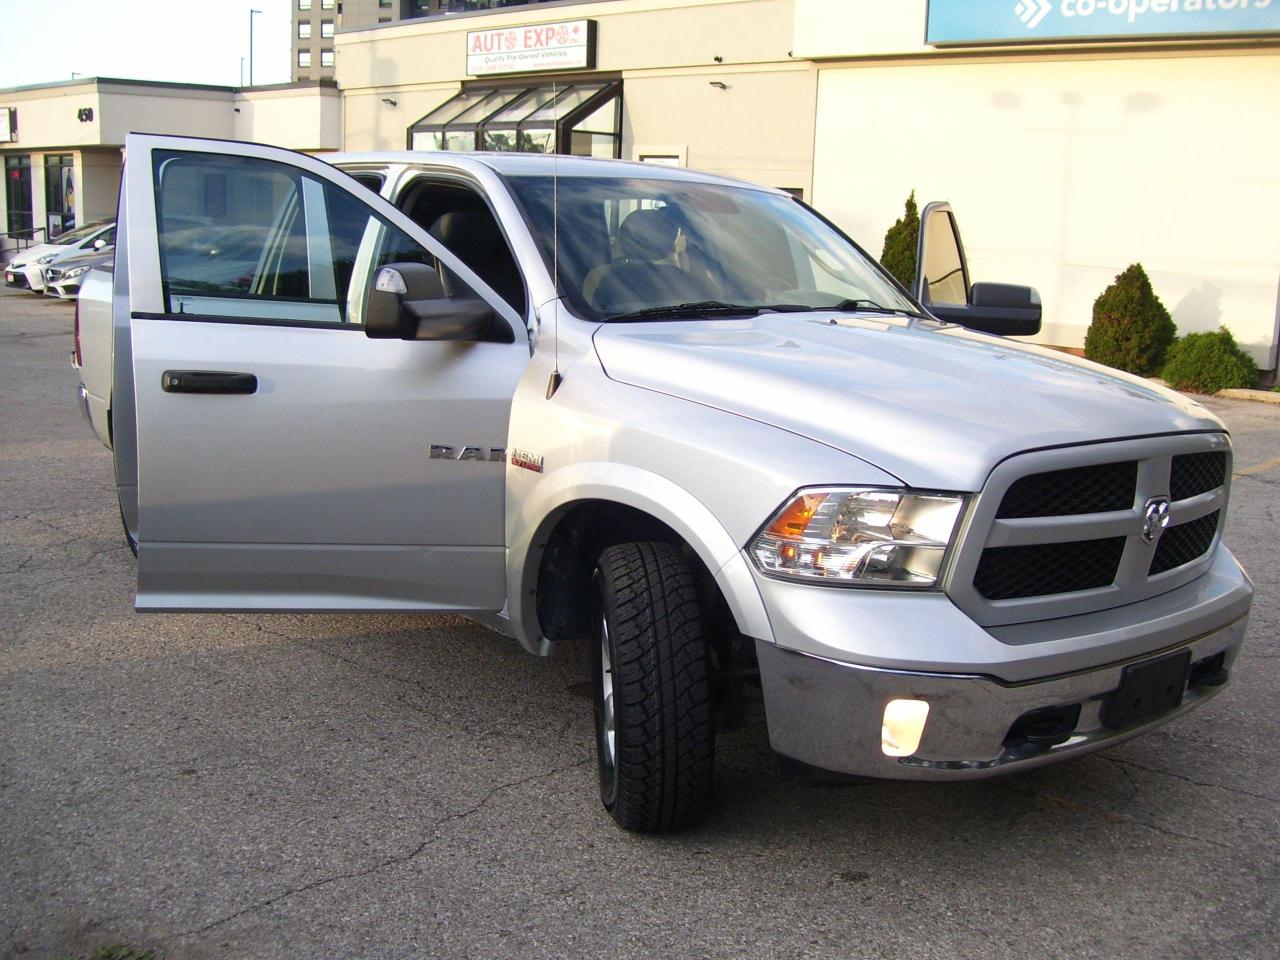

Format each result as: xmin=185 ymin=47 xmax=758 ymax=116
xmin=409 ymin=81 xmax=621 ymax=157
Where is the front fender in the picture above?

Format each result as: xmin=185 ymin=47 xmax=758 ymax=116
xmin=505 ymin=461 xmax=773 ymax=654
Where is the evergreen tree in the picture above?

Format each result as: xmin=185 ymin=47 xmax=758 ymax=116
xmin=1083 ymin=263 xmax=1177 ymax=376
xmin=880 ymin=192 xmax=919 ymax=289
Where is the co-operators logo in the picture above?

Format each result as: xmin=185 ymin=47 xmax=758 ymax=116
xmin=1016 ymin=0 xmax=1053 ymax=27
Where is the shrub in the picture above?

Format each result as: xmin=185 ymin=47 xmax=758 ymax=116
xmin=1161 ymin=328 xmax=1257 ymax=395
xmin=880 ymin=191 xmax=919 ymax=289
xmin=1083 ymin=264 xmax=1177 ymax=376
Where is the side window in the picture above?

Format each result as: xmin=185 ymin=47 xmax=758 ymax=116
xmin=399 ymin=178 xmax=527 ymax=317
xmin=152 ymin=150 xmax=425 ymax=325
xmin=348 ymin=172 xmax=385 ymax=195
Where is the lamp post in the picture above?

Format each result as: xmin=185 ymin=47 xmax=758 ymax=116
xmin=249 ymin=9 xmax=263 ymax=86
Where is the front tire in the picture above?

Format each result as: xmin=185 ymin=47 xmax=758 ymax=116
xmin=592 ymin=542 xmax=715 ymax=832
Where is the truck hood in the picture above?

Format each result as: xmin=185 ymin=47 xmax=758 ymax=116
xmin=592 ymin=313 xmax=1224 ymax=491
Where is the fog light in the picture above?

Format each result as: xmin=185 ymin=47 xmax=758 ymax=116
xmin=882 ymin=699 xmax=930 ymax=758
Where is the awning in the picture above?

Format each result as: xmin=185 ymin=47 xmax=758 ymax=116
xmin=408 ymin=81 xmax=621 ymax=157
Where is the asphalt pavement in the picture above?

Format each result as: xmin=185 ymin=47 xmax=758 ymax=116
xmin=2 ymin=284 xmax=1278 ymax=960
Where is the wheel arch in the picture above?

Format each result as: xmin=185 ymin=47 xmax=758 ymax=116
xmin=506 ymin=463 xmax=773 ymax=654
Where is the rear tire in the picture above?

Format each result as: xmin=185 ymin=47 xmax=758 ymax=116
xmin=592 ymin=541 xmax=715 ymax=832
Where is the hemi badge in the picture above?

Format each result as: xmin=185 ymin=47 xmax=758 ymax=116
xmin=511 ymin=449 xmax=544 ymax=474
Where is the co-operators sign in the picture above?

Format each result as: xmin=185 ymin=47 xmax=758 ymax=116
xmin=927 ymin=0 xmax=1280 ymax=44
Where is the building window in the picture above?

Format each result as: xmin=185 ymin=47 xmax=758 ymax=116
xmin=298 ymin=49 xmax=312 ymax=68
xmin=379 ymin=16 xmax=391 ymax=22
xmin=44 ymin=154 xmax=76 ymax=236
xmin=321 ymin=0 xmax=334 ymax=8
xmin=410 ymin=81 xmax=622 ymax=158
xmin=299 ymin=0 xmax=311 ymax=9
xmin=379 ymin=0 xmax=392 ymax=6
xmin=4 ymin=155 xmax=33 ymax=236
xmin=298 ymin=21 xmax=312 ymax=39
xmin=321 ymin=19 xmax=334 ymax=38
xmin=321 ymin=49 xmax=335 ymax=67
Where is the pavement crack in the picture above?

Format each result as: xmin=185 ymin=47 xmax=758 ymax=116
xmin=1000 ymin=780 xmax=1240 ymax=853
xmin=1102 ymin=754 xmax=1280 ymax=805
xmin=229 ymin=616 xmax=442 ymax=700
xmin=180 ymin=757 xmax=590 ymax=938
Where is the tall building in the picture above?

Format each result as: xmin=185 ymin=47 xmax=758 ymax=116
xmin=291 ymin=0 xmax=564 ymax=81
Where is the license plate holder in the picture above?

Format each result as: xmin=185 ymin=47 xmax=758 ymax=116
xmin=1103 ymin=650 xmax=1192 ymax=729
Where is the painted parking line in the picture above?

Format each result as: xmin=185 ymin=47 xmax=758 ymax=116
xmin=1235 ymin=457 xmax=1280 ymax=478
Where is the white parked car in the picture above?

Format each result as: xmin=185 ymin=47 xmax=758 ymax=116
xmin=4 ymin=220 xmax=115 ymax=292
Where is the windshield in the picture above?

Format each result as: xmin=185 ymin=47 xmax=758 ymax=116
xmin=52 ymin=220 xmax=110 ymax=245
xmin=505 ymin=175 xmax=917 ymax=322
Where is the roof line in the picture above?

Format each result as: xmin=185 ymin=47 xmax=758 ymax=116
xmin=0 ymin=76 xmax=338 ymax=95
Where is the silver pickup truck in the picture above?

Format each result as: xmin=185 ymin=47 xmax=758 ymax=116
xmin=75 ymin=134 xmax=1253 ymax=833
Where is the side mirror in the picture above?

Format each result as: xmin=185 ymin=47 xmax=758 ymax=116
xmin=926 ymin=282 xmax=1043 ymax=337
xmin=93 ymin=238 xmax=107 ymax=250
xmin=365 ymin=262 xmax=509 ymax=343
xmin=914 ymin=202 xmax=1041 ymax=337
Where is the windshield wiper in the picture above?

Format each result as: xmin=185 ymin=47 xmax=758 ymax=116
xmin=829 ymin=299 xmax=932 ymax=320
xmin=605 ymin=301 xmax=770 ymax=322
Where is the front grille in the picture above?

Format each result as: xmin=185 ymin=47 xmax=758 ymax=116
xmin=995 ymin=461 xmax=1137 ymax=518
xmin=974 ymin=537 xmax=1126 ymax=600
xmin=1171 ymin=452 xmax=1226 ymax=501
xmin=955 ymin=436 xmax=1231 ymax=623
xmin=1150 ymin=511 xmax=1220 ymax=575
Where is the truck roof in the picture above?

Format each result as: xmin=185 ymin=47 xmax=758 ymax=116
xmin=325 ymin=151 xmax=783 ymax=194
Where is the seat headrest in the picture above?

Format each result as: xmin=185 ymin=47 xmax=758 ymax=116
xmin=429 ymin=211 xmax=499 ymax=265
xmin=617 ymin=209 xmax=678 ymax=262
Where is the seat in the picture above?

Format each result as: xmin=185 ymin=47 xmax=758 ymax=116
xmin=585 ymin=208 xmax=711 ymax=314
xmin=428 ymin=210 xmax=524 ymax=314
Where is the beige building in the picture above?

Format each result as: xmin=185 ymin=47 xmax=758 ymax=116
xmin=335 ymin=0 xmax=1280 ymax=374
xmin=0 ymin=77 xmax=340 ymax=258
xmin=4 ymin=0 xmax=1277 ymax=375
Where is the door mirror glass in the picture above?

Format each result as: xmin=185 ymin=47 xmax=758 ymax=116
xmin=915 ymin=203 xmax=969 ymax=307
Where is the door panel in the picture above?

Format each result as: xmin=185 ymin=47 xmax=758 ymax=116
xmin=121 ymin=134 xmax=528 ymax=612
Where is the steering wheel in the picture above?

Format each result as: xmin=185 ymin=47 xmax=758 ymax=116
xmin=747 ymin=275 xmax=798 ymax=303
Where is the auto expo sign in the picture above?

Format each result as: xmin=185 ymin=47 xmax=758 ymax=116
xmin=927 ymin=0 xmax=1280 ymax=44
xmin=466 ymin=19 xmax=597 ymax=76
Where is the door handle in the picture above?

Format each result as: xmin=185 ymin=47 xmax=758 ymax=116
xmin=161 ymin=370 xmax=258 ymax=395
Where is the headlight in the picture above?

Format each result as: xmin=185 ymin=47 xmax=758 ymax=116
xmin=749 ymin=487 xmax=965 ymax=587
xmin=36 ymin=254 xmax=58 ymax=264
xmin=64 ymin=266 xmax=88 ymax=279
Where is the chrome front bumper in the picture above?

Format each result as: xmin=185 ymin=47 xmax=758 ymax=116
xmin=757 ymin=615 xmax=1246 ymax=780
xmin=753 ymin=546 xmax=1253 ymax=780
